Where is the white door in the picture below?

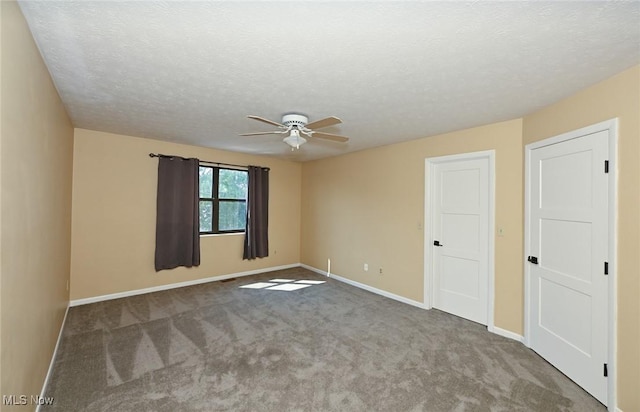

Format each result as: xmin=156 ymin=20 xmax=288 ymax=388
xmin=527 ymin=131 xmax=609 ymax=404
xmin=431 ymin=156 xmax=490 ymax=325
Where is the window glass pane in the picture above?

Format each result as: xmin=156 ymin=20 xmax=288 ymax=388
xmin=219 ymin=201 xmax=246 ymax=231
xmin=199 ymin=167 xmax=213 ymax=198
xmin=199 ymin=201 xmax=213 ymax=232
xmin=219 ymin=169 xmax=248 ymax=199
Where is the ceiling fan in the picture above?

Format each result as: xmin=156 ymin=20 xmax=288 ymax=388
xmin=240 ymin=113 xmax=349 ymax=150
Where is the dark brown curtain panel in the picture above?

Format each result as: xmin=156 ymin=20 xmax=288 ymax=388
xmin=243 ymin=166 xmax=269 ymax=260
xmin=155 ymin=156 xmax=201 ymax=271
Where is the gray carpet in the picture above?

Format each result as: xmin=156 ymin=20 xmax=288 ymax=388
xmin=43 ymin=267 xmax=605 ymax=411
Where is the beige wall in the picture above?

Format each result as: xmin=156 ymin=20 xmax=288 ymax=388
xmin=70 ymin=129 xmax=301 ymax=300
xmin=523 ymin=65 xmax=640 ymax=412
xmin=301 ymin=119 xmax=524 ymax=333
xmin=0 ymin=1 xmax=4 ymax=398
xmin=1 ymin=1 xmax=74 ymax=407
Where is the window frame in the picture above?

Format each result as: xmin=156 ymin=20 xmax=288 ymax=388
xmin=199 ymin=166 xmax=248 ymax=235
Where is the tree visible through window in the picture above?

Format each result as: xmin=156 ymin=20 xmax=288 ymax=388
xmin=199 ymin=166 xmax=248 ymax=234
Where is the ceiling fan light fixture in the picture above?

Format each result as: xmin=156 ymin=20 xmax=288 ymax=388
xmin=243 ymin=113 xmax=348 ymax=149
xmin=283 ymin=129 xmax=306 ymax=149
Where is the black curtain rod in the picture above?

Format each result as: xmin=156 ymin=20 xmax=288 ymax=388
xmin=148 ymin=153 xmax=269 ymax=171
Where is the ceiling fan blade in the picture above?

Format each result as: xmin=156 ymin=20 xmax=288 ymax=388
xmin=247 ymin=115 xmax=284 ymax=127
xmin=311 ymin=131 xmax=349 ymax=142
xmin=239 ymin=131 xmax=283 ymax=136
xmin=305 ymin=116 xmax=342 ymax=130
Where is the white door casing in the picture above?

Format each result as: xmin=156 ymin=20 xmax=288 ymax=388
xmin=425 ymin=151 xmax=495 ymax=327
xmin=525 ymin=120 xmax=617 ymax=408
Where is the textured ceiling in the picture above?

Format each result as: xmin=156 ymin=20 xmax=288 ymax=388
xmin=18 ymin=1 xmax=640 ymax=161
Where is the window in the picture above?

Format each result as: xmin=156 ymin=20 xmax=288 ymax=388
xmin=199 ymin=166 xmax=248 ymax=234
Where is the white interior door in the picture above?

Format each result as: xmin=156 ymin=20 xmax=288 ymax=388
xmin=431 ymin=156 xmax=490 ymax=325
xmin=527 ymin=130 xmax=609 ymax=404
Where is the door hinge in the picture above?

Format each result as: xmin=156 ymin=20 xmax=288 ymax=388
xmin=604 ymin=262 xmax=609 ymax=275
xmin=527 ymin=256 xmax=538 ymax=265
xmin=604 ymin=160 xmax=609 ymax=173
xmin=604 ymin=363 xmax=608 ymax=377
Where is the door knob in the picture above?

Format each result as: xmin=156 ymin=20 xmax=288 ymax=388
xmin=433 ymin=240 xmax=443 ymax=247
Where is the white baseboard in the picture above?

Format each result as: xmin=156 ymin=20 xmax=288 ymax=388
xmin=488 ymin=325 xmax=524 ymax=342
xmin=330 ymin=273 xmax=427 ymax=309
xmin=69 ymin=263 xmax=300 ymax=307
xmin=300 ymin=264 xmax=426 ymax=309
xmin=300 ymin=263 xmax=330 ymax=277
xmin=37 ymin=304 xmax=69 ymax=412
xmin=300 ymin=264 xmax=526 ymax=344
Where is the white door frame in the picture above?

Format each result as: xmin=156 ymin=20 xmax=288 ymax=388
xmin=524 ymin=119 xmax=618 ymax=410
xmin=424 ymin=150 xmax=496 ymax=330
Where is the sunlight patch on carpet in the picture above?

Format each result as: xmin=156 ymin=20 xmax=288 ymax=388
xmin=240 ymin=279 xmax=326 ymax=291
xmin=294 ymin=280 xmax=326 ymax=285
xmin=239 ymin=282 xmax=276 ymax=289
xmin=266 ymin=283 xmax=312 ymax=291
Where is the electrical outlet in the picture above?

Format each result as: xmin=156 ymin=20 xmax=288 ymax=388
xmin=498 ymin=228 xmax=505 ymax=237
xmin=379 ymin=268 xmax=383 ymax=275
xmin=364 ymin=263 xmax=368 ymax=271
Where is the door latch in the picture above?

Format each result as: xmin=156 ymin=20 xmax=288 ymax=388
xmin=527 ymin=256 xmax=539 ymax=265
xmin=433 ymin=240 xmax=443 ymax=247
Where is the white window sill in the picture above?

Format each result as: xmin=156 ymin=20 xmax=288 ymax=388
xmin=200 ymin=232 xmax=245 ymax=238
